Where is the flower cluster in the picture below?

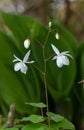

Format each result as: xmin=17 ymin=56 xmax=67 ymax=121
xmin=13 ymin=25 xmax=73 ymax=74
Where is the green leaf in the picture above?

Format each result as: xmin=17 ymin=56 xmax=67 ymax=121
xmin=47 ymin=112 xmax=75 ymax=129
xmin=51 ymin=118 xmax=75 ymax=130
xmin=4 ymin=128 xmax=18 ymax=130
xmin=0 ymin=30 xmax=41 ymax=114
xmin=35 ymin=125 xmax=49 ymax=130
xmin=78 ymin=42 xmax=84 ymax=81
xmin=36 ymin=127 xmax=46 ymax=130
xmin=21 ymin=115 xmax=45 ymax=123
xmin=1 ymin=12 xmax=76 ymax=103
xmin=74 ymin=42 xmax=84 ymax=102
xmin=21 ymin=123 xmax=50 ymax=130
xmin=21 ymin=121 xmax=75 ymax=130
xmin=47 ymin=112 xmax=64 ymax=123
xmin=25 ymin=102 xmax=47 ymax=108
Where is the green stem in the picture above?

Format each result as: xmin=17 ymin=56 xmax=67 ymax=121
xmin=32 ymin=64 xmax=44 ymax=75
xmin=43 ymin=45 xmax=48 ymax=110
xmin=43 ymin=31 xmax=51 ymax=129
xmin=45 ymin=53 xmax=54 ymax=62
xmin=34 ymin=29 xmax=56 ymax=129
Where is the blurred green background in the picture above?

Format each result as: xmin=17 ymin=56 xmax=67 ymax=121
xmin=0 ymin=0 xmax=84 ymax=130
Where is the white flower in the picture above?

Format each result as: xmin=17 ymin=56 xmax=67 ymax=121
xmin=51 ymin=44 xmax=73 ymax=68
xmin=24 ymin=39 xmax=30 ymax=49
xmin=13 ymin=50 xmax=35 ymax=74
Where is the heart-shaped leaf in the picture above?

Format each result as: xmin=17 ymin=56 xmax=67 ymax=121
xmin=25 ymin=102 xmax=47 ymax=108
xmin=47 ymin=112 xmax=64 ymax=123
xmin=21 ymin=115 xmax=45 ymax=123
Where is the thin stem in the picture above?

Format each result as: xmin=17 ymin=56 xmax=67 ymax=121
xmin=45 ymin=53 xmax=55 ymax=62
xmin=32 ymin=64 xmax=44 ymax=75
xmin=43 ymin=39 xmax=51 ymax=129
xmin=34 ymin=29 xmax=56 ymax=129
xmin=35 ymin=28 xmax=57 ymax=48
xmin=43 ymin=46 xmax=48 ymax=109
xmin=49 ymin=28 xmax=58 ymax=34
xmin=44 ymin=31 xmax=49 ymax=47
xmin=35 ymin=39 xmax=44 ymax=48
xmin=43 ymin=73 xmax=49 ymax=114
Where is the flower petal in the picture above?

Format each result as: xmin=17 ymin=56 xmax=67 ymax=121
xmin=62 ymin=56 xmax=69 ymax=65
xmin=52 ymin=56 xmax=57 ymax=60
xmin=14 ymin=62 xmax=22 ymax=71
xmin=60 ymin=51 xmax=73 ymax=59
xmin=27 ymin=61 xmax=35 ymax=64
xmin=56 ymin=56 xmax=63 ymax=68
xmin=60 ymin=51 xmax=69 ymax=55
xmin=13 ymin=55 xmax=22 ymax=62
xmin=51 ymin=44 xmax=60 ymax=55
xmin=23 ymin=50 xmax=31 ymax=63
xmin=21 ymin=63 xmax=28 ymax=74
xmin=64 ymin=53 xmax=73 ymax=59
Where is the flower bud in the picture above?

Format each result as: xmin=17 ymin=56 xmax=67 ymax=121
xmin=55 ymin=32 xmax=60 ymax=40
xmin=48 ymin=21 xmax=52 ymax=28
xmin=24 ymin=39 xmax=30 ymax=49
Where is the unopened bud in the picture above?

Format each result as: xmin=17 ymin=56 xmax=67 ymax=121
xmin=48 ymin=21 xmax=52 ymax=28
xmin=24 ymin=39 xmax=30 ymax=49
xmin=55 ymin=32 xmax=60 ymax=40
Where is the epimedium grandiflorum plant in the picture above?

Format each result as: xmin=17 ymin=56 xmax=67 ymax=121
xmin=10 ymin=22 xmax=75 ymax=130
xmin=0 ymin=12 xmax=77 ymax=130
xmin=0 ymin=12 xmax=76 ymax=110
